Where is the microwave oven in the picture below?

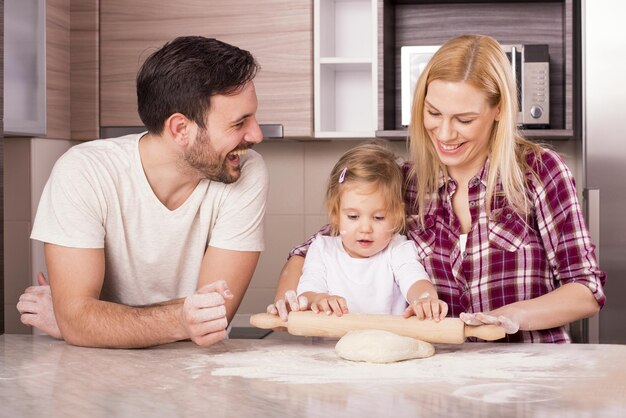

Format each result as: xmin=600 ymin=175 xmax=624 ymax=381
xmin=400 ymin=44 xmax=550 ymax=128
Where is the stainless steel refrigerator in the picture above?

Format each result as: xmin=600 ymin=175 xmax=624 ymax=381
xmin=582 ymin=0 xmax=626 ymax=343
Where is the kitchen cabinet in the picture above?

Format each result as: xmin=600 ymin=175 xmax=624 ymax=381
xmin=1 ymin=0 xmax=4 ymax=335
xmin=100 ymin=0 xmax=312 ymax=138
xmin=70 ymin=0 xmax=99 ymax=140
xmin=376 ymin=0 xmax=577 ymax=141
xmin=4 ymin=0 xmax=91 ymax=141
xmin=3 ymin=0 xmax=46 ymax=136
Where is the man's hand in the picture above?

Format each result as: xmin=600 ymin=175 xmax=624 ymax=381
xmin=266 ymin=290 xmax=308 ymax=321
xmin=16 ymin=272 xmax=62 ymax=339
xmin=181 ymin=280 xmax=234 ymax=346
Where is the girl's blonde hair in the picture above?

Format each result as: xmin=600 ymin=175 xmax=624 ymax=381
xmin=326 ymin=142 xmax=406 ymax=235
xmin=408 ymin=34 xmax=543 ymax=226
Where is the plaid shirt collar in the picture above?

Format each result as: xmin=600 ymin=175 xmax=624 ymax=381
xmin=437 ymin=158 xmax=492 ymax=195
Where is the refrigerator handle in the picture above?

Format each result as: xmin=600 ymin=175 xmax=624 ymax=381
xmin=583 ymin=188 xmax=600 ymax=344
xmin=584 ymin=188 xmax=601 ymax=250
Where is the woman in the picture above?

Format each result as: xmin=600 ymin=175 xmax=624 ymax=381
xmin=269 ymin=34 xmax=605 ymax=343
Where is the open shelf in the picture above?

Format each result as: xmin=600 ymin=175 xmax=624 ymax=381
xmin=315 ymin=0 xmax=378 ymax=137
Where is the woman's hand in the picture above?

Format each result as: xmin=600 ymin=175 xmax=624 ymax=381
xmin=309 ymin=294 xmax=349 ymax=317
xmin=266 ymin=290 xmax=308 ymax=322
xmin=403 ymin=292 xmax=448 ymax=322
xmin=459 ymin=312 xmax=520 ymax=334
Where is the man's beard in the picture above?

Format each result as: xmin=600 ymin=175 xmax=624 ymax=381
xmin=183 ymin=128 xmax=241 ymax=184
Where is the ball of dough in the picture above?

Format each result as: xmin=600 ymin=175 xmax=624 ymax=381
xmin=335 ymin=329 xmax=435 ymax=363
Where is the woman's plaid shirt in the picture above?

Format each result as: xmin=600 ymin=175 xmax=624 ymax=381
xmin=290 ymin=149 xmax=606 ymax=343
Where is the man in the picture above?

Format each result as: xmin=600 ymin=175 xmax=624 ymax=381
xmin=16 ymin=36 xmax=268 ymax=348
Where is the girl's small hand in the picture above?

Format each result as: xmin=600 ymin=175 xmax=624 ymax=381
xmin=459 ymin=312 xmax=519 ymax=334
xmin=404 ymin=293 xmax=448 ymax=322
xmin=311 ymin=295 xmax=349 ymax=317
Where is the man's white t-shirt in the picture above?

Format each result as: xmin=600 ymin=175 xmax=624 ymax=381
xmin=296 ymin=234 xmax=429 ymax=315
xmin=31 ymin=133 xmax=268 ymax=306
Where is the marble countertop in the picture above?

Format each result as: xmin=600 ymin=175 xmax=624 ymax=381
xmin=1 ymin=334 xmax=625 ymax=417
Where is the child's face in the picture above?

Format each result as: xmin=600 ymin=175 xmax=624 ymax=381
xmin=337 ymin=182 xmax=396 ymax=258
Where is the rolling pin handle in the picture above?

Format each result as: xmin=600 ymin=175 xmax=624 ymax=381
xmin=464 ymin=324 xmax=506 ymax=341
xmin=249 ymin=313 xmax=287 ymax=330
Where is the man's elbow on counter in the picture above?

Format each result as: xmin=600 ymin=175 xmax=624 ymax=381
xmin=57 ymin=320 xmax=93 ymax=348
xmin=54 ymin=304 xmax=100 ymax=348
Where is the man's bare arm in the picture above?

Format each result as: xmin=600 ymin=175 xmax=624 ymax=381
xmin=196 ymin=246 xmax=260 ymax=323
xmin=46 ymin=243 xmax=228 ymax=348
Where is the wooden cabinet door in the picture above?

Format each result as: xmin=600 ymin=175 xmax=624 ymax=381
xmin=100 ymin=0 xmax=312 ymax=137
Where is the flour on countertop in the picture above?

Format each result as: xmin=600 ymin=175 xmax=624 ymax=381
xmin=452 ymin=383 xmax=561 ymax=404
xmin=182 ymin=344 xmax=600 ymax=385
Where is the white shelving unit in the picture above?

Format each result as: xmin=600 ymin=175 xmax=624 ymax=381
xmin=314 ymin=0 xmax=377 ymax=138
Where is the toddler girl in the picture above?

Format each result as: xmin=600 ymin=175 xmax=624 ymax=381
xmin=296 ymin=143 xmax=448 ymax=320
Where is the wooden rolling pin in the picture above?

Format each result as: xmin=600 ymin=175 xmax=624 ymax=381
xmin=250 ymin=311 xmax=505 ymax=344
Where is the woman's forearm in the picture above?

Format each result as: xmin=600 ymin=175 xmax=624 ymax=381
xmin=273 ymin=256 xmax=305 ymax=302
xmin=492 ymin=282 xmax=600 ymax=331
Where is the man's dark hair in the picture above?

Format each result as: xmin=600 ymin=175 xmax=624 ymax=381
xmin=136 ymin=36 xmax=259 ymax=134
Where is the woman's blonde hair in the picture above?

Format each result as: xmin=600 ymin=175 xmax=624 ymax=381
xmin=408 ymin=34 xmax=543 ymax=226
xmin=326 ymin=142 xmax=406 ymax=235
